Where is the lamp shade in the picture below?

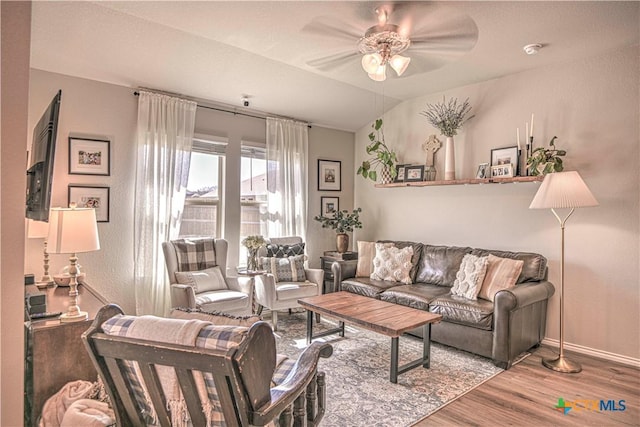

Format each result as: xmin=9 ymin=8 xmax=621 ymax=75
xmin=47 ymin=207 xmax=100 ymax=254
xmin=362 ymin=53 xmax=383 ymax=74
xmin=529 ymin=171 xmax=599 ymax=209
xmin=368 ymin=65 xmax=387 ymax=82
xmin=27 ymin=219 xmax=49 ymax=239
xmin=389 ymin=54 xmax=411 ymax=76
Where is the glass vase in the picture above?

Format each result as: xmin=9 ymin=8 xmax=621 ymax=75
xmin=247 ymin=248 xmax=259 ymax=272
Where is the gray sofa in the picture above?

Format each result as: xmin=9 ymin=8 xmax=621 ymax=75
xmin=331 ymin=241 xmax=555 ymax=369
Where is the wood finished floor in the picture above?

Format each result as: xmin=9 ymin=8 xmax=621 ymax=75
xmin=413 ymin=345 xmax=640 ymax=426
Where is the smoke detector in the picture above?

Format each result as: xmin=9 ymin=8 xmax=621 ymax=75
xmin=523 ymin=43 xmax=543 ymax=55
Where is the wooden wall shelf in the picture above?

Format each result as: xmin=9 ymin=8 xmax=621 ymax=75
xmin=374 ymin=176 xmax=544 ymax=188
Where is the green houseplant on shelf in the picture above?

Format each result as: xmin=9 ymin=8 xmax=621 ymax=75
xmin=314 ymin=208 xmax=363 ymax=253
xmin=420 ymin=96 xmax=475 ymax=180
xmin=526 ymin=136 xmax=566 ymax=176
xmin=357 ymin=118 xmax=398 ymax=184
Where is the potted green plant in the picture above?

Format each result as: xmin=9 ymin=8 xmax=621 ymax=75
xmin=526 ymin=136 xmax=566 ymax=176
xmin=357 ymin=119 xmax=398 ymax=184
xmin=420 ymin=97 xmax=475 ymax=180
xmin=314 ymin=208 xmax=363 ymax=253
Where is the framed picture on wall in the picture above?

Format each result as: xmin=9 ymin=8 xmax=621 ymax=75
xmin=68 ymin=185 xmax=110 ymax=222
xmin=491 ymin=163 xmax=514 ymax=178
xmin=318 ymin=159 xmax=341 ymax=191
xmin=320 ymin=196 xmax=339 ymax=218
xmin=394 ymin=164 xmax=408 ymax=183
xmin=69 ymin=137 xmax=110 ymax=176
xmin=404 ymin=165 xmax=425 ymax=182
xmin=490 ymin=146 xmax=519 ymax=176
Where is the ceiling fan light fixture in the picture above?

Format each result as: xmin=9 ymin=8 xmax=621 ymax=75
xmin=368 ymin=66 xmax=387 ymax=82
xmin=362 ymin=53 xmax=383 ymax=74
xmin=389 ymin=54 xmax=411 ymax=76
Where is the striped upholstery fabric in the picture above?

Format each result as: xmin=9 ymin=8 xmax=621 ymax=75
xmin=172 ymin=238 xmax=217 ymax=271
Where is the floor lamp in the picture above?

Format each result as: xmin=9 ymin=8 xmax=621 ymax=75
xmin=529 ymin=171 xmax=598 ymax=373
xmin=47 ymin=206 xmax=100 ymax=323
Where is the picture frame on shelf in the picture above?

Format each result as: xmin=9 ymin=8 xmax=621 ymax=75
xmin=69 ymin=137 xmax=110 ymax=176
xmin=394 ymin=164 xmax=408 ymax=183
xmin=490 ymin=146 xmax=519 ymax=176
xmin=476 ymin=162 xmax=489 ymax=179
xmin=404 ymin=165 xmax=425 ymax=182
xmin=317 ymin=159 xmax=341 ymax=191
xmin=491 ymin=163 xmax=514 ymax=178
xmin=68 ymin=185 xmax=110 ymax=222
xmin=320 ymin=196 xmax=339 ymax=218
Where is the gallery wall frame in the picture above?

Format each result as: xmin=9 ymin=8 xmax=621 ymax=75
xmin=68 ymin=185 xmax=110 ymax=222
xmin=318 ymin=159 xmax=341 ymax=191
xmin=69 ymin=137 xmax=110 ymax=176
xmin=320 ymin=196 xmax=339 ymax=217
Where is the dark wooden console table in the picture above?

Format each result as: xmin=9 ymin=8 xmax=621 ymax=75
xmin=24 ymin=283 xmax=108 ymax=426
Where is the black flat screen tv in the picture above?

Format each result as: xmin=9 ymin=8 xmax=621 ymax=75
xmin=26 ymin=90 xmax=62 ymax=221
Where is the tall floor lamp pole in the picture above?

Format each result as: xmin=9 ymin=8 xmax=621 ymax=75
xmin=530 ymin=171 xmax=598 ymax=373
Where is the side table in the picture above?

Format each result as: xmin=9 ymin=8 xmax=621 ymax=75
xmin=236 ymin=267 xmax=266 ymax=315
xmin=320 ymin=251 xmax=358 ymax=294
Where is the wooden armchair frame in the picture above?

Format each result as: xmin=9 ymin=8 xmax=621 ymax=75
xmin=82 ymin=304 xmax=332 ymax=427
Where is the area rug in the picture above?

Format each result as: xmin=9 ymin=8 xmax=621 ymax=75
xmin=272 ymin=312 xmax=505 ymax=427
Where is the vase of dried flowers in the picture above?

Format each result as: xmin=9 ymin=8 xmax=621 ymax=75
xmin=241 ymin=235 xmax=266 ymax=271
xmin=421 ymin=97 xmax=475 ymax=180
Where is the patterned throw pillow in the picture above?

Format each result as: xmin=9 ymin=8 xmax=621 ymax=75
xmin=172 ymin=238 xmax=217 ymax=271
xmin=478 ymin=254 xmax=525 ymax=301
xmin=370 ymin=243 xmax=414 ymax=284
xmin=266 ymin=243 xmax=306 ymax=258
xmin=260 ymin=255 xmax=306 ymax=282
xmin=451 ymin=254 xmax=489 ymax=300
xmin=175 ymin=266 xmax=228 ymax=293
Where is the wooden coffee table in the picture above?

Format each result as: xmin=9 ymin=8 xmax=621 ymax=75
xmin=298 ymin=291 xmax=442 ymax=383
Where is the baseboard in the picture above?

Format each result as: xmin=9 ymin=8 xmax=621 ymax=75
xmin=541 ymin=338 xmax=640 ymax=368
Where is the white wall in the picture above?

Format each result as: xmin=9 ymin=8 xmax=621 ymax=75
xmin=25 ymin=70 xmax=355 ymax=313
xmin=354 ymin=45 xmax=639 ymax=360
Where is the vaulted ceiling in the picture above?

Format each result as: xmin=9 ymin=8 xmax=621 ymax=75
xmin=30 ymin=1 xmax=639 ymax=131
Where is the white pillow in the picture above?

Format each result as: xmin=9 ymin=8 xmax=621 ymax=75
xmin=370 ymin=243 xmax=413 ymax=284
xmin=451 ymin=254 xmax=489 ymax=300
xmin=175 ymin=266 xmax=228 ymax=293
xmin=478 ymin=255 xmax=524 ymax=301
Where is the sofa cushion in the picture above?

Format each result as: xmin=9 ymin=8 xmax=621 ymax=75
xmin=380 ymin=284 xmax=450 ymax=311
xmin=356 ymin=241 xmax=386 ymax=277
xmin=470 ymin=248 xmax=546 ymax=283
xmin=377 ymin=240 xmax=423 ymax=282
xmin=341 ymin=277 xmax=401 ymax=299
xmin=415 ymin=245 xmax=472 ymax=287
xmin=451 ymin=254 xmax=489 ymax=300
xmin=371 ymin=243 xmax=413 ymax=284
xmin=430 ymin=294 xmax=494 ymax=330
xmin=478 ymin=255 xmax=524 ymax=302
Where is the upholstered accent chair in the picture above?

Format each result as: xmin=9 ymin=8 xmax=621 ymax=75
xmin=162 ymin=237 xmax=254 ymax=316
xmin=254 ymin=236 xmax=323 ymax=330
xmin=82 ymin=304 xmax=333 ymax=426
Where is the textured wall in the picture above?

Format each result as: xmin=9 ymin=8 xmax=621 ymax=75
xmin=354 ymin=46 xmax=640 ymax=360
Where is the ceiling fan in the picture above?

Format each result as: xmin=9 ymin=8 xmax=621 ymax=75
xmin=304 ymin=3 xmax=479 ymax=81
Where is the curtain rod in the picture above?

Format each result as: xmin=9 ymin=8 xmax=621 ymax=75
xmin=133 ymin=91 xmax=311 ymax=128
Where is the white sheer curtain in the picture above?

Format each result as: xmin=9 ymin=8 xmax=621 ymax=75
xmin=266 ymin=117 xmax=308 ymax=238
xmin=134 ymin=91 xmax=197 ymax=316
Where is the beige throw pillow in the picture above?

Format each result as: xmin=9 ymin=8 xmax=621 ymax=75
xmin=371 ymin=243 xmax=414 ymax=284
xmin=175 ymin=266 xmax=228 ymax=293
xmin=451 ymin=254 xmax=489 ymax=300
xmin=478 ymin=254 xmax=524 ymax=301
xmin=356 ymin=241 xmax=376 ymax=277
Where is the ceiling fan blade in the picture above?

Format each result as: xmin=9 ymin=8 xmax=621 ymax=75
xmin=306 ymin=51 xmax=360 ymax=71
xmin=302 ymin=16 xmax=364 ymax=42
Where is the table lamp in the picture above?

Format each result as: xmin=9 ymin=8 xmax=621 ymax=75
xmin=529 ymin=171 xmax=598 ymax=373
xmin=27 ymin=219 xmax=53 ymax=289
xmin=47 ymin=205 xmax=100 ymax=323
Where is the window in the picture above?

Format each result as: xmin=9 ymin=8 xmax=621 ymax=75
xmin=178 ymin=137 xmax=225 ymax=238
xmin=239 ymin=144 xmax=267 ymax=262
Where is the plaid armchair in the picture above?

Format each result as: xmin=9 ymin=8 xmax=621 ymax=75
xmin=163 ymin=238 xmax=254 ymax=315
